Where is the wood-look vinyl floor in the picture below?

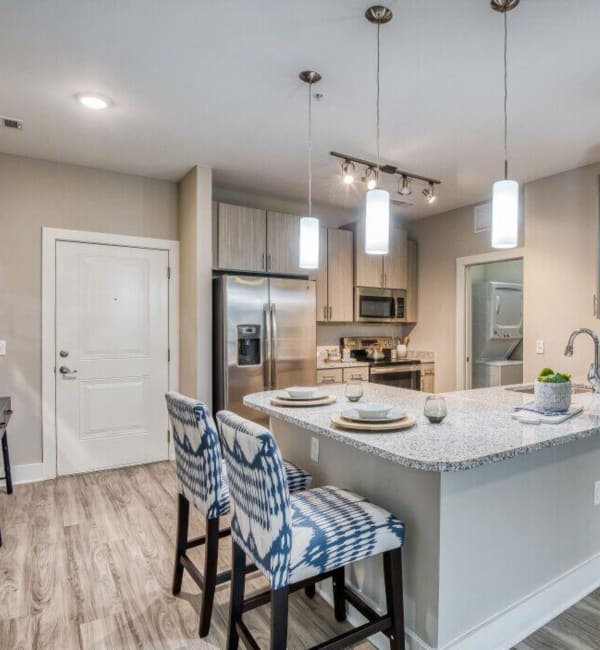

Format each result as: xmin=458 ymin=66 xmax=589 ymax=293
xmin=0 ymin=462 xmax=374 ymax=650
xmin=2 ymin=462 xmax=600 ymax=650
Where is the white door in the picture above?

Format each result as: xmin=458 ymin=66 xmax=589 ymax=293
xmin=55 ymin=241 xmax=170 ymax=475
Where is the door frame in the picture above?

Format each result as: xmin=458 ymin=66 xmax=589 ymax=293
xmin=455 ymin=248 xmax=525 ymax=391
xmin=42 ymin=228 xmax=179 ymax=480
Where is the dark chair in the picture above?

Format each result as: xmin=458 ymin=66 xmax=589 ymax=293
xmin=216 ymin=409 xmax=406 ymax=650
xmin=165 ymin=391 xmax=312 ymax=637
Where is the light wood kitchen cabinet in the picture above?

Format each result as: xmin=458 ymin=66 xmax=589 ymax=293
xmin=317 ymin=368 xmax=343 ymax=385
xmin=342 ymin=366 xmax=369 ymax=382
xmin=405 ymin=239 xmax=418 ymax=322
xmin=216 ymin=203 xmax=267 ymax=272
xmin=316 ymin=228 xmax=354 ymax=322
xmin=354 ymin=219 xmax=383 ymax=288
xmin=266 ymin=211 xmax=302 ymax=275
xmin=384 ymin=228 xmax=407 ymax=289
xmin=420 ymin=363 xmax=435 ymax=393
xmin=353 ymin=221 xmax=408 ymax=289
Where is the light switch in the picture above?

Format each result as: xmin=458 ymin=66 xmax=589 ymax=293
xmin=0 ymin=340 xmax=6 ymax=355
xmin=594 ymin=481 xmax=600 ymax=506
xmin=310 ymin=436 xmax=319 ymax=463
xmin=536 ymin=340 xmax=544 ymax=354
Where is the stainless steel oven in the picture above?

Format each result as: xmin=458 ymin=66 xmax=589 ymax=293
xmin=369 ymin=363 xmax=421 ymax=389
xmin=354 ymin=287 xmax=406 ymax=323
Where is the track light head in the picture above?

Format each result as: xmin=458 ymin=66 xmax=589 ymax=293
xmin=422 ymin=182 xmax=436 ymax=204
xmin=342 ymin=160 xmax=355 ymax=185
xmin=398 ymin=175 xmax=412 ymax=196
xmin=364 ymin=166 xmax=378 ymax=190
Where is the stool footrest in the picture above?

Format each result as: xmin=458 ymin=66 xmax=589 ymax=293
xmin=186 ymin=526 xmax=231 ymax=550
xmin=236 ymin=620 xmax=261 ymax=650
xmin=309 ymin=616 xmax=391 ymax=650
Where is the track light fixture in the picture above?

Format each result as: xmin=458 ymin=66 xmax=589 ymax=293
xmin=422 ymin=182 xmax=436 ymax=204
xmin=342 ymin=160 xmax=355 ymax=185
xmin=364 ymin=166 xmax=378 ymax=190
xmin=398 ymin=175 xmax=412 ymax=196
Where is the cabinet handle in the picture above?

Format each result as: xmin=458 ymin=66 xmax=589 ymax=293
xmin=321 ymin=376 xmax=336 ymax=384
xmin=261 ymin=253 xmax=265 ymax=270
xmin=350 ymin=373 xmax=363 ymax=380
xmin=323 ymin=306 xmax=328 ymax=320
xmin=267 ymin=253 xmax=272 ymax=271
xmin=328 ymin=306 xmax=332 ymax=320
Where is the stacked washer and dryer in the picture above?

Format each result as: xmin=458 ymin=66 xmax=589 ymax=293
xmin=471 ymin=281 xmax=523 ymax=388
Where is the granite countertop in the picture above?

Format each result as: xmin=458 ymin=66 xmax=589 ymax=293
xmin=243 ymin=382 xmax=600 ymax=472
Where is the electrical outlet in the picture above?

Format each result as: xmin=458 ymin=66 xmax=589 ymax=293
xmin=0 ymin=340 xmax=6 ymax=355
xmin=310 ymin=436 xmax=319 ymax=463
xmin=594 ymin=481 xmax=600 ymax=506
xmin=536 ymin=340 xmax=544 ymax=354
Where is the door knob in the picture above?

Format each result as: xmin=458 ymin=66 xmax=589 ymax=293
xmin=59 ymin=366 xmax=77 ymax=375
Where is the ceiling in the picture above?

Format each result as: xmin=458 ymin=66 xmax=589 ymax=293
xmin=1 ymin=0 xmax=599 ymax=219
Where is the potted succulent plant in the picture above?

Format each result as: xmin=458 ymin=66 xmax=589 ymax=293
xmin=534 ymin=368 xmax=572 ymax=413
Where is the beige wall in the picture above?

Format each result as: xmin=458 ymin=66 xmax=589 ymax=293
xmin=179 ymin=166 xmax=213 ymax=402
xmin=0 ymin=153 xmax=178 ymax=466
xmin=408 ymin=163 xmax=600 ymax=392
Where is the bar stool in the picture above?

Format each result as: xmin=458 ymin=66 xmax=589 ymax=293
xmin=216 ymin=410 xmax=406 ymax=650
xmin=165 ymin=392 xmax=313 ymax=637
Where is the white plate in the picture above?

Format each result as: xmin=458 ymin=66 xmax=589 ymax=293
xmin=285 ymin=386 xmax=318 ymax=399
xmin=341 ymin=407 xmax=407 ymax=423
xmin=277 ymin=391 xmax=327 ymax=402
xmin=354 ymin=402 xmax=393 ymax=419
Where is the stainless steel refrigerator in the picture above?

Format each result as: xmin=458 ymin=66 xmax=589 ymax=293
xmin=213 ymin=275 xmax=316 ymax=421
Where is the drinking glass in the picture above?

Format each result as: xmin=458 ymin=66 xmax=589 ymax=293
xmin=345 ymin=380 xmax=364 ymax=402
xmin=424 ymin=395 xmax=447 ymax=423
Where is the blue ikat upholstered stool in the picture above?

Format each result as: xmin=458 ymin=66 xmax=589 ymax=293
xmin=165 ymin=392 xmax=312 ymax=638
xmin=216 ymin=410 xmax=406 ymax=650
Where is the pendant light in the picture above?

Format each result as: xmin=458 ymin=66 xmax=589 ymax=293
xmin=365 ymin=5 xmax=392 ymax=255
xmin=491 ymin=0 xmax=519 ymax=249
xmin=299 ymin=70 xmax=321 ymax=269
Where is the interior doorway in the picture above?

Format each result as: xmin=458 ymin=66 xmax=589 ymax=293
xmin=456 ymin=249 xmax=525 ymax=390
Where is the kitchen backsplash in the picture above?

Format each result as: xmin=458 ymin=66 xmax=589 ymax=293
xmin=316 ymin=322 xmax=415 ymax=346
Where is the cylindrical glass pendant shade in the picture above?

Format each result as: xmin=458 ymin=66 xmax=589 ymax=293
xmin=492 ymin=179 xmax=519 ymax=249
xmin=299 ymin=216 xmax=319 ymax=269
xmin=365 ymin=188 xmax=390 ymax=255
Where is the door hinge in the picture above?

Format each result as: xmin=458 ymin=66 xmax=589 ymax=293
xmin=167 ymin=266 xmax=171 ymax=279
xmin=167 ymin=429 xmax=171 ymax=443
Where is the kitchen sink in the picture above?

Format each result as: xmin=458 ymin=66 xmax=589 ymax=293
xmin=505 ymin=384 xmax=592 ymax=395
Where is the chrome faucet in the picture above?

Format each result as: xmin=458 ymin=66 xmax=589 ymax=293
xmin=564 ymin=328 xmax=600 ymax=392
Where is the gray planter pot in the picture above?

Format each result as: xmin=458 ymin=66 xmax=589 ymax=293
xmin=534 ymin=380 xmax=572 ymax=413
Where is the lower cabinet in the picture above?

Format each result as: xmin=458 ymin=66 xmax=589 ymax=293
xmin=317 ymin=366 xmax=370 ymax=385
xmin=420 ymin=363 xmax=435 ymax=393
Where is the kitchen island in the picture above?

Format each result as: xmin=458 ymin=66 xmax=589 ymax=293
xmin=244 ymin=384 xmax=600 ymax=650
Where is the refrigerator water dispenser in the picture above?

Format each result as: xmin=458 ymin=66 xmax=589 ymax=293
xmin=237 ymin=324 xmax=261 ymax=366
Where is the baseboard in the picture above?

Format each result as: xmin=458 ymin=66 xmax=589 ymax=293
xmin=441 ymin=550 xmax=600 ymax=650
xmin=8 ymin=462 xmax=45 ymax=485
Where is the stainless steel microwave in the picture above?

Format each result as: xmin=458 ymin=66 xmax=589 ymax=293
xmin=354 ymin=287 xmax=406 ymax=323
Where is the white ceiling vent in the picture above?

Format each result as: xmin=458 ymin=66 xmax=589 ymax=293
xmin=0 ymin=116 xmax=23 ymax=130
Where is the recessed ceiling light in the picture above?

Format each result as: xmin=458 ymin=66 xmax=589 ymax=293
xmin=76 ymin=93 xmax=113 ymax=110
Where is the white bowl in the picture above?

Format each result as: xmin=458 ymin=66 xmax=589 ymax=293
xmin=285 ymin=386 xmax=317 ymax=399
xmin=354 ymin=402 xmax=393 ymax=419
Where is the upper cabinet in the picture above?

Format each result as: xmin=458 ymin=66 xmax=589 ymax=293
xmin=353 ymin=221 xmax=408 ymax=289
xmin=216 ymin=203 xmax=267 ymax=272
xmin=214 ymin=203 xmax=303 ymax=275
xmin=354 ymin=220 xmax=384 ymax=288
xmin=315 ymin=227 xmax=354 ymax=322
xmin=266 ymin=211 xmax=302 ymax=275
xmin=405 ymin=239 xmax=418 ymax=322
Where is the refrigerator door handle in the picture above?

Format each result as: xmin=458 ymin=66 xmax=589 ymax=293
xmin=263 ymin=303 xmax=272 ymax=390
xmin=270 ymin=303 xmax=278 ymax=387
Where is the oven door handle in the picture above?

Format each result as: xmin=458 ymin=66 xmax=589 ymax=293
xmin=370 ymin=365 xmax=421 ymax=375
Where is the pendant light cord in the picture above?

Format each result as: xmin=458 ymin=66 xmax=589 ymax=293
xmin=376 ymin=22 xmax=381 ymax=178
xmin=307 ymin=81 xmax=312 ymax=217
xmin=503 ymin=9 xmax=508 ymax=180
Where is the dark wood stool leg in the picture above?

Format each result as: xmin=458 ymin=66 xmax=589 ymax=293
xmin=199 ymin=516 xmax=219 ymax=637
xmin=227 ymin=540 xmax=246 ymax=650
xmin=172 ymin=493 xmax=189 ymax=595
xmin=270 ymin=586 xmax=289 ymax=650
xmin=2 ymin=431 xmax=12 ymax=495
xmin=304 ymin=584 xmax=316 ymax=599
xmin=384 ymin=548 xmax=406 ymax=650
xmin=332 ymin=567 xmax=346 ymax=622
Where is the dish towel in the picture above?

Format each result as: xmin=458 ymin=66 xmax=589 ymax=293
xmin=512 ymin=402 xmax=583 ymax=424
